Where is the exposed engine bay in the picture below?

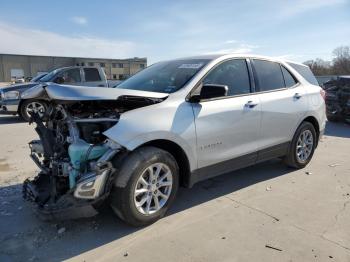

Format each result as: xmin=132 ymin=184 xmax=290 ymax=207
xmin=22 ymin=95 xmax=164 ymax=220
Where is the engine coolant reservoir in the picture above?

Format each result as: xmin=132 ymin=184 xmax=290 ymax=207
xmin=68 ymin=139 xmax=108 ymax=188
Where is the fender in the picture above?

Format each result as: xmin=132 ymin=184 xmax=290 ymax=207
xmin=291 ymin=88 xmax=326 ymax=140
xmin=106 ymin=130 xmax=197 ymax=172
xmin=291 ymin=111 xmax=325 ymax=145
xmin=103 ymin=100 xmax=198 ymax=172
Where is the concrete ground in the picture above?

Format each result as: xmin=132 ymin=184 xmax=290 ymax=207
xmin=0 ymin=82 xmax=12 ymax=87
xmin=0 ymin=114 xmax=349 ymax=262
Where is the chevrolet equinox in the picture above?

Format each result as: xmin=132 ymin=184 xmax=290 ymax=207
xmin=21 ymin=54 xmax=326 ymax=226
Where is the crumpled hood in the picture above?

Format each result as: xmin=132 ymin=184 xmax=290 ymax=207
xmin=21 ymin=84 xmax=169 ymax=101
xmin=0 ymin=83 xmax=38 ymax=93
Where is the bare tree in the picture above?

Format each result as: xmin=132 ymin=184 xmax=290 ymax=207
xmin=303 ymin=45 xmax=350 ymax=75
xmin=332 ymin=46 xmax=350 ymax=75
xmin=303 ymin=58 xmax=332 ymax=75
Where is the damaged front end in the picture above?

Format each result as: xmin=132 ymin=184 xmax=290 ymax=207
xmin=22 ymin=84 xmax=167 ymax=220
xmin=23 ymin=104 xmax=122 ymax=220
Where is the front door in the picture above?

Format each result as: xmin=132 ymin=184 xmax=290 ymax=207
xmin=192 ymin=59 xmax=261 ymax=171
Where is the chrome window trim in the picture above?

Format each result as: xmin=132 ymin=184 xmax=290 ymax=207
xmin=186 ymin=58 xmax=253 ymax=102
xmin=186 ymin=57 xmax=301 ymax=103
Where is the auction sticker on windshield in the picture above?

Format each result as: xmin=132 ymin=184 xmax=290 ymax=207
xmin=178 ymin=63 xmax=203 ymax=69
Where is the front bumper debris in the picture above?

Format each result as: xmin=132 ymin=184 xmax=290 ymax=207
xmin=23 ymin=175 xmax=100 ymax=220
xmin=23 ymin=138 xmax=120 ymax=220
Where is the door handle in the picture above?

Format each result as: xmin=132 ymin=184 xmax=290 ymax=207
xmin=245 ymin=101 xmax=258 ymax=108
xmin=294 ymin=93 xmax=302 ymax=99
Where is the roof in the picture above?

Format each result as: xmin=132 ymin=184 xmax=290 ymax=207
xmin=170 ymin=53 xmax=302 ymax=66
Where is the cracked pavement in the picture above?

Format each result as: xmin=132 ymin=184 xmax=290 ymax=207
xmin=0 ymin=115 xmax=349 ymax=262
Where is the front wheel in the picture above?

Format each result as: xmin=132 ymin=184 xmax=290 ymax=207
xmin=110 ymin=146 xmax=179 ymax=227
xmin=19 ymin=100 xmax=47 ymax=122
xmin=284 ymin=121 xmax=317 ymax=168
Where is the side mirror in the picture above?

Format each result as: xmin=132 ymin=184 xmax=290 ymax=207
xmin=54 ymin=76 xmax=65 ymax=84
xmin=196 ymin=84 xmax=228 ymax=101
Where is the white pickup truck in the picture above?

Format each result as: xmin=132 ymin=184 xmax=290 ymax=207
xmin=0 ymin=66 xmax=118 ymax=121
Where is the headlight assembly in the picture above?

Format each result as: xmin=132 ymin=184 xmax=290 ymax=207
xmin=2 ymin=90 xmax=20 ymax=100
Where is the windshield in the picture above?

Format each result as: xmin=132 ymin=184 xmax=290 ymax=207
xmin=117 ymin=59 xmax=210 ymax=93
xmin=39 ymin=68 xmax=63 ymax=82
xmin=31 ymin=73 xmax=47 ymax=82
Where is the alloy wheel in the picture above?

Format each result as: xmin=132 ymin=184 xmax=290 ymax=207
xmin=296 ymin=129 xmax=314 ymax=163
xmin=25 ymin=102 xmax=45 ymax=118
xmin=134 ymin=163 xmax=173 ymax=215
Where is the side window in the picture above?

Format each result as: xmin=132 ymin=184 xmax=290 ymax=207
xmin=203 ymin=59 xmax=251 ymax=96
xmin=253 ymin=60 xmax=285 ymax=91
xmin=57 ymin=68 xmax=81 ymax=83
xmin=281 ymin=66 xmax=297 ymax=87
xmin=84 ymin=68 xmax=102 ymax=82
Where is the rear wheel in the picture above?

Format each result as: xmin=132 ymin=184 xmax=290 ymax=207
xmin=284 ymin=121 xmax=317 ymax=168
xmin=19 ymin=100 xmax=47 ymax=122
xmin=110 ymin=146 xmax=179 ymax=227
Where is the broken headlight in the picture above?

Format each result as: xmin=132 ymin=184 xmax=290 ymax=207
xmin=2 ymin=90 xmax=19 ymax=100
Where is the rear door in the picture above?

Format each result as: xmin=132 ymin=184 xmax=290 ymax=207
xmin=251 ymin=59 xmax=308 ymax=158
xmin=192 ymin=59 xmax=261 ymax=171
xmin=82 ymin=68 xmax=107 ymax=87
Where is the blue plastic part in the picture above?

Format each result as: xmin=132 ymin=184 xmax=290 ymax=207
xmin=68 ymin=139 xmax=108 ymax=188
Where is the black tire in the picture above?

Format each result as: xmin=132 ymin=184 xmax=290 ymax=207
xmin=19 ymin=99 xmax=48 ymax=122
xmin=284 ymin=121 xmax=317 ymax=169
xmin=110 ymin=146 xmax=179 ymax=227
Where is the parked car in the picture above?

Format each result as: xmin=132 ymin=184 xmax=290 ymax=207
xmin=21 ymin=54 xmax=326 ymax=226
xmin=14 ymin=78 xmax=25 ymax=84
xmin=324 ymin=76 xmax=350 ymax=123
xmin=0 ymin=66 xmax=108 ymax=121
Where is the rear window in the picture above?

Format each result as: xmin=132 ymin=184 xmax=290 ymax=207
xmin=84 ymin=68 xmax=101 ymax=82
xmin=287 ymin=62 xmax=319 ymax=86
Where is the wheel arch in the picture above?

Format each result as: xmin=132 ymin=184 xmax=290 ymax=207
xmin=17 ymin=99 xmax=24 ymax=114
xmin=138 ymin=139 xmax=192 ymax=187
xmin=301 ymin=116 xmax=320 ymax=146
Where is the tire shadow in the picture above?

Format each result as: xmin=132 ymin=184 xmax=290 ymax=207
xmin=0 ymin=115 xmax=25 ymax=125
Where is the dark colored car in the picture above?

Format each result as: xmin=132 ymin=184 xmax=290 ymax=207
xmin=0 ymin=66 xmax=108 ymax=121
xmin=324 ymin=76 xmax=350 ymax=123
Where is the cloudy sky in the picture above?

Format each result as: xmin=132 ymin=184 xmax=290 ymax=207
xmin=0 ymin=0 xmax=349 ymax=64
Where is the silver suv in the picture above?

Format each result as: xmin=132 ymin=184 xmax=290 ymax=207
xmin=22 ymin=54 xmax=326 ymax=226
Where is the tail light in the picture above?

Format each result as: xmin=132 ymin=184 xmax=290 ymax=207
xmin=320 ymin=89 xmax=326 ymax=101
